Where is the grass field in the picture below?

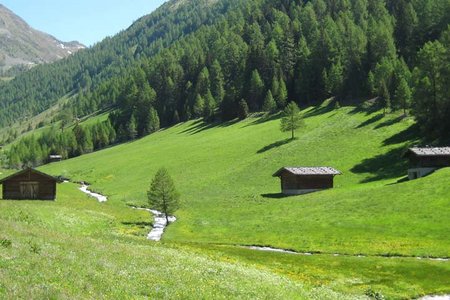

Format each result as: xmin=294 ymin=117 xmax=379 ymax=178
xmin=2 ymin=102 xmax=449 ymax=298
xmin=0 ymin=183 xmax=345 ymax=299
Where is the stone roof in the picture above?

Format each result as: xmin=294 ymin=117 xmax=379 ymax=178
xmin=273 ymin=167 xmax=341 ymax=177
xmin=407 ymin=147 xmax=450 ymax=156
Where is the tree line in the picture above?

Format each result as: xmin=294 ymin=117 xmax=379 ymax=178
xmin=7 ymin=120 xmax=116 ymax=169
xmin=1 ymin=0 xmax=449 ymax=167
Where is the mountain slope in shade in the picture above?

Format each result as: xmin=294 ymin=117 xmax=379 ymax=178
xmin=0 ymin=4 xmax=85 ymax=74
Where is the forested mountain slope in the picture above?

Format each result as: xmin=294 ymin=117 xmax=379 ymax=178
xmin=1 ymin=0 xmax=449 ymax=163
xmin=0 ymin=0 xmax=450 ymax=167
xmin=0 ymin=0 xmax=227 ymax=127
xmin=0 ymin=4 xmax=84 ymax=76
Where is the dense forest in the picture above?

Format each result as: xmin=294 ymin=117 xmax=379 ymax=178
xmin=1 ymin=0 xmax=450 ymax=167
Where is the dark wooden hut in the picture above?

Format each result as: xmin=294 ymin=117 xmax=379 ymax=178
xmin=273 ymin=167 xmax=341 ymax=195
xmin=0 ymin=168 xmax=57 ymax=200
xmin=403 ymin=147 xmax=450 ymax=179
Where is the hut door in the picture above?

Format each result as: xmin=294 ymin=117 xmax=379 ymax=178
xmin=20 ymin=182 xmax=39 ymax=199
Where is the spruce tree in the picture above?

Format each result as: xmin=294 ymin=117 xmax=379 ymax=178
xmin=127 ymin=115 xmax=138 ymax=140
xmin=237 ymin=99 xmax=249 ymax=120
xmin=277 ymin=77 xmax=288 ymax=108
xmin=210 ymin=60 xmax=225 ymax=104
xmin=280 ymin=102 xmax=304 ymax=140
xmin=262 ymin=90 xmax=276 ymax=113
xmin=196 ymin=67 xmax=210 ymax=97
xmin=380 ymin=80 xmax=391 ymax=115
xmin=148 ymin=107 xmax=160 ymax=133
xmin=394 ymin=78 xmax=412 ymax=115
xmin=172 ymin=110 xmax=180 ymax=124
xmin=193 ymin=94 xmax=205 ymax=118
xmin=248 ymin=70 xmax=265 ymax=110
xmin=147 ymin=167 xmax=180 ymax=224
xmin=203 ymin=90 xmax=216 ymax=121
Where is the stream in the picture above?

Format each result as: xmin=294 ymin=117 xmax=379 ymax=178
xmin=129 ymin=206 xmax=176 ymax=241
xmin=244 ymin=245 xmax=449 ymax=262
xmin=77 ymin=183 xmax=175 ymax=241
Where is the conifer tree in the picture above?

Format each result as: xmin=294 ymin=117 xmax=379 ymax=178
xmin=196 ymin=67 xmax=210 ymax=97
xmin=381 ymin=80 xmax=391 ymax=115
xmin=147 ymin=167 xmax=180 ymax=224
xmin=395 ymin=78 xmax=412 ymax=115
xmin=280 ymin=102 xmax=304 ymax=140
xmin=172 ymin=110 xmax=180 ymax=124
xmin=248 ymin=69 xmax=265 ymax=110
xmin=127 ymin=115 xmax=138 ymax=140
xmin=193 ymin=94 xmax=205 ymax=118
xmin=237 ymin=99 xmax=249 ymax=120
xmin=262 ymin=90 xmax=276 ymax=113
xmin=210 ymin=60 xmax=225 ymax=104
xmin=148 ymin=107 xmax=160 ymax=133
xmin=277 ymin=77 xmax=288 ymax=108
xmin=203 ymin=90 xmax=216 ymax=121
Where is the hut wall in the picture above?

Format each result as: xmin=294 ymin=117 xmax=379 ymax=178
xmin=410 ymin=155 xmax=450 ymax=168
xmin=280 ymin=173 xmax=334 ymax=190
xmin=2 ymin=171 xmax=56 ymax=200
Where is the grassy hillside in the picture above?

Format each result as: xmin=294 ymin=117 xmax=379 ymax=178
xmin=41 ymin=103 xmax=450 ymax=257
xmin=2 ymin=103 xmax=449 ymax=298
xmin=0 ymin=184 xmax=342 ymax=299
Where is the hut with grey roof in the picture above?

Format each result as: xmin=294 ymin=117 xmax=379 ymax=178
xmin=403 ymin=147 xmax=450 ymax=180
xmin=273 ymin=167 xmax=341 ymax=195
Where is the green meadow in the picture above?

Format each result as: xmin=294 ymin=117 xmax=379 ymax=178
xmin=2 ymin=103 xmax=449 ymax=298
xmin=1 ymin=184 xmax=342 ymax=299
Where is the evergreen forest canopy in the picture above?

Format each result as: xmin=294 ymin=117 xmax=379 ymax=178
xmin=1 ymin=0 xmax=450 ymax=167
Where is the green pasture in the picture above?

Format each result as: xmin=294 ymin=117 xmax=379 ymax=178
xmin=1 ymin=103 xmax=448 ymax=298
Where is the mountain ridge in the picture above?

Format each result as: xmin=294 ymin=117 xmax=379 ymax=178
xmin=0 ymin=4 xmax=85 ymax=75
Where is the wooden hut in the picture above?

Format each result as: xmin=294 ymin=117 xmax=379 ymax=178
xmin=273 ymin=167 xmax=341 ymax=195
xmin=0 ymin=168 xmax=57 ymax=200
xmin=403 ymin=147 xmax=450 ymax=179
xmin=49 ymin=155 xmax=63 ymax=163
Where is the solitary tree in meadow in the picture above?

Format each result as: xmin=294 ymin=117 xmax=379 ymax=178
xmin=147 ymin=168 xmax=180 ymax=224
xmin=280 ymin=101 xmax=303 ymax=140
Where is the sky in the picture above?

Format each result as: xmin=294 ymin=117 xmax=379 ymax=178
xmin=1 ymin=0 xmax=167 ymax=46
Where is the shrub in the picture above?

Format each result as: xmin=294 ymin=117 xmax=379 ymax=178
xmin=0 ymin=238 xmax=12 ymax=248
xmin=28 ymin=241 xmax=41 ymax=254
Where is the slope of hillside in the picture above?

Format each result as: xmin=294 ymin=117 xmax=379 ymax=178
xmin=1 ymin=104 xmax=446 ymax=298
xmin=0 ymin=183 xmax=346 ymax=299
xmin=40 ymin=104 xmax=449 ymax=258
xmin=0 ymin=4 xmax=84 ymax=75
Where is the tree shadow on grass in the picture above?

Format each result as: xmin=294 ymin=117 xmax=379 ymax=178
xmin=355 ymin=113 xmax=384 ymax=129
xmin=350 ymin=146 xmax=408 ymax=183
xmin=261 ymin=193 xmax=293 ymax=199
xmin=383 ymin=123 xmax=421 ymax=146
xmin=244 ymin=112 xmax=282 ymax=127
xmin=257 ymin=138 xmax=293 ymax=154
xmin=351 ymin=123 xmax=423 ymax=183
xmin=178 ymin=118 xmax=240 ymax=135
xmin=374 ymin=115 xmax=406 ymax=129
xmin=303 ymin=101 xmax=336 ymax=118
xmin=386 ymin=176 xmax=410 ymax=186
xmin=347 ymin=97 xmax=380 ymax=115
